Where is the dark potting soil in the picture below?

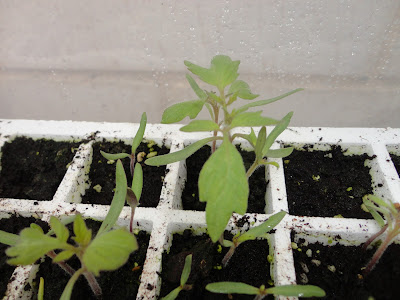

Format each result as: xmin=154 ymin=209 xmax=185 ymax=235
xmin=284 ymin=146 xmax=374 ymax=218
xmin=182 ymin=145 xmax=267 ymax=213
xmin=389 ymin=154 xmax=400 ymax=176
xmin=292 ymin=239 xmax=400 ymax=300
xmin=159 ymin=229 xmax=273 ymax=300
xmin=0 ymin=215 xmax=49 ymax=298
xmin=0 ymin=137 xmax=81 ymax=200
xmin=81 ymin=141 xmax=169 ymax=207
xmin=33 ymin=219 xmax=150 ymax=300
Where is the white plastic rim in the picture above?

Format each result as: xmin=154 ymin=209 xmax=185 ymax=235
xmin=0 ymin=119 xmax=399 ymax=300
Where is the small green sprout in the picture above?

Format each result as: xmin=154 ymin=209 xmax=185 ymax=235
xmin=362 ymin=194 xmax=400 ymax=276
xmin=38 ymin=277 xmax=44 ymax=300
xmin=146 ymin=55 xmax=300 ymax=243
xmin=221 ymin=211 xmax=286 ymax=266
xmin=206 ymin=282 xmax=325 ymax=299
xmin=100 ymin=112 xmax=146 ymax=232
xmin=100 ymin=112 xmax=147 ymax=177
xmin=0 ymin=160 xmax=137 ymax=300
xmin=162 ymin=254 xmax=193 ymax=300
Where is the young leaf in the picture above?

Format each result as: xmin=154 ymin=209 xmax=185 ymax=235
xmin=230 ymin=111 xmax=278 ymax=128
xmin=180 ymin=254 xmax=193 ymax=286
xmin=161 ymin=287 xmax=182 ymax=300
xmin=98 ymin=159 xmax=128 ymax=236
xmin=100 ymin=151 xmax=130 ymax=161
xmin=237 ymin=211 xmax=286 ymax=243
xmin=83 ymin=229 xmax=138 ymax=276
xmin=266 ymin=285 xmax=326 ymax=297
xmin=6 ymin=228 xmax=66 ymax=265
xmin=60 ymin=268 xmax=85 ymax=300
xmin=73 ymin=214 xmax=92 ymax=246
xmin=264 ymin=147 xmax=294 ymax=158
xmin=185 ymin=55 xmax=240 ymax=90
xmin=145 ymin=137 xmax=218 ymax=166
xmin=0 ymin=230 xmax=19 ymax=246
xmin=206 ymin=282 xmax=259 ymax=295
xmin=53 ymin=250 xmax=75 ymax=263
xmin=199 ymin=137 xmax=248 ymax=242
xmin=131 ymin=112 xmax=147 ymax=154
xmin=234 ymin=88 xmax=303 ymax=115
xmin=255 ymin=127 xmax=267 ymax=160
xmin=50 ymin=216 xmax=70 ymax=243
xmin=180 ymin=120 xmax=220 ymax=132
xmin=132 ymin=162 xmax=143 ymax=201
xmin=161 ymin=100 xmax=205 ymax=124
xmin=362 ymin=195 xmax=385 ymax=227
xmin=186 ymin=74 xmax=207 ymax=100
xmin=262 ymin=111 xmax=293 ymax=157
xmin=228 ymin=80 xmax=259 ymax=100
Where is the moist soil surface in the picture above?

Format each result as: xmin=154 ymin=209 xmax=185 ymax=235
xmin=159 ymin=228 xmax=273 ymax=300
xmin=389 ymin=154 xmax=400 ymax=176
xmin=33 ymin=219 xmax=150 ymax=299
xmin=0 ymin=137 xmax=81 ymax=200
xmin=81 ymin=141 xmax=169 ymax=207
xmin=284 ymin=146 xmax=374 ymax=218
xmin=293 ymin=239 xmax=400 ymax=300
xmin=0 ymin=215 xmax=49 ymax=298
xmin=182 ymin=146 xmax=267 ymax=213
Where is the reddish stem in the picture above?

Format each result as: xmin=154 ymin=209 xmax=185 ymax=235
xmin=46 ymin=251 xmax=75 ymax=276
xmin=362 ymin=224 xmax=388 ymax=251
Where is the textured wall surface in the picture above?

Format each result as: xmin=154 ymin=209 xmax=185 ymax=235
xmin=1 ymin=1 xmax=399 ymax=127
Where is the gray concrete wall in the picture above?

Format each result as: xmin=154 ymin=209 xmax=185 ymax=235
xmin=1 ymin=1 xmax=399 ymax=127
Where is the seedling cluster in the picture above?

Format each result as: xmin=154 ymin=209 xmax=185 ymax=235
xmin=0 ymin=55 xmax=331 ymax=299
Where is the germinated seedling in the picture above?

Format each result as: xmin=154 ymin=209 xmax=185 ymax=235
xmin=221 ymin=211 xmax=286 ymax=266
xmin=101 ymin=112 xmax=145 ymax=232
xmin=362 ymin=194 xmax=400 ymax=276
xmin=146 ymin=55 xmax=300 ymax=242
xmin=162 ymin=254 xmax=193 ymax=300
xmin=206 ymin=282 xmax=326 ymax=299
xmin=0 ymin=160 xmax=136 ymax=300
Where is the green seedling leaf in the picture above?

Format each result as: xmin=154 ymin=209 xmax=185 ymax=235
xmin=161 ymin=100 xmax=205 ymax=124
xmin=230 ymin=111 xmax=278 ymax=128
xmin=161 ymin=287 xmax=182 ymax=300
xmin=30 ymin=223 xmax=43 ymax=233
xmin=235 ymin=88 xmax=303 ymax=115
xmin=132 ymin=162 xmax=143 ymax=201
xmin=265 ymin=147 xmax=294 ymax=158
xmin=126 ymin=188 xmax=138 ymax=209
xmin=145 ymin=137 xmax=218 ymax=166
xmin=262 ymin=111 xmax=293 ymax=157
xmin=50 ymin=216 xmax=70 ymax=243
xmin=60 ymin=268 xmax=85 ymax=300
xmin=186 ymin=74 xmax=207 ymax=100
xmin=180 ymin=120 xmax=220 ymax=132
xmin=365 ymin=194 xmax=391 ymax=209
xmin=100 ymin=151 xmax=130 ymax=161
xmin=199 ymin=137 xmax=248 ymax=242
xmin=238 ymin=211 xmax=286 ymax=243
xmin=206 ymin=282 xmax=259 ymax=295
xmin=249 ymin=128 xmax=257 ymax=146
xmin=267 ymin=285 xmax=326 ymax=297
xmin=185 ymin=55 xmax=240 ymax=90
xmin=206 ymin=91 xmax=224 ymax=105
xmin=222 ymin=239 xmax=234 ymax=247
xmin=6 ymin=227 xmax=66 ymax=265
xmin=53 ymin=250 xmax=75 ymax=263
xmin=363 ymin=195 xmax=385 ymax=227
xmin=98 ymin=159 xmax=128 ymax=235
xmin=83 ymin=229 xmax=138 ymax=276
xmin=255 ymin=127 xmax=267 ymax=160
xmin=73 ymin=214 xmax=92 ymax=247
xmin=228 ymin=80 xmax=259 ymax=100
xmin=38 ymin=277 xmax=44 ymax=300
xmin=0 ymin=230 xmax=19 ymax=246
xmin=180 ymin=254 xmax=192 ymax=286
xmin=131 ymin=112 xmax=147 ymax=154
